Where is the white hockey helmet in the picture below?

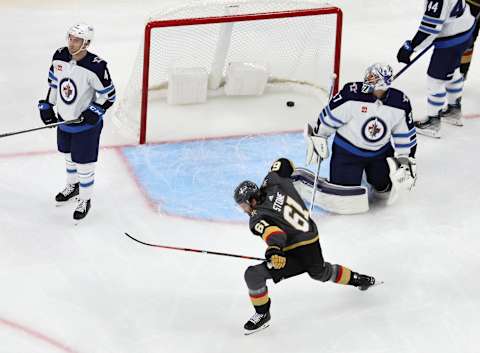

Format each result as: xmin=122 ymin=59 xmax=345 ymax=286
xmin=362 ymin=63 xmax=393 ymax=93
xmin=67 ymin=23 xmax=94 ymax=48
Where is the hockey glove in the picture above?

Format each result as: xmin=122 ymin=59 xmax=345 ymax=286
xmin=81 ymin=103 xmax=105 ymax=125
xmin=265 ymin=246 xmax=286 ymax=270
xmin=38 ymin=100 xmax=58 ymax=125
xmin=397 ymin=40 xmax=414 ymax=64
xmin=387 ymin=156 xmax=417 ymax=191
xmin=305 ymin=123 xmax=329 ymax=165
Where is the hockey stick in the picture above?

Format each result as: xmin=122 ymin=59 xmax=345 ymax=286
xmin=124 ymin=232 xmax=265 ymax=261
xmin=392 ymin=43 xmax=433 ymax=81
xmin=308 ymin=156 xmax=322 ymax=216
xmin=0 ymin=118 xmax=83 ymax=139
xmin=308 ymin=74 xmax=337 ymax=216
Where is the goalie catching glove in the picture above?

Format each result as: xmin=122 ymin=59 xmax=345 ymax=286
xmin=304 ymin=123 xmax=329 ymax=165
xmin=387 ymin=156 xmax=417 ymax=191
xmin=265 ymin=246 xmax=286 ymax=269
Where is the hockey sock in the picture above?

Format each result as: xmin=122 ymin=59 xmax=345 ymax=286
xmin=330 ymin=264 xmax=352 ymax=285
xmin=249 ymin=286 xmax=270 ymax=314
xmin=77 ymin=162 xmax=96 ymax=200
xmin=426 ymin=76 xmax=446 ymax=117
xmin=64 ymin=153 xmax=78 ymax=184
xmin=445 ymin=68 xmax=464 ymax=105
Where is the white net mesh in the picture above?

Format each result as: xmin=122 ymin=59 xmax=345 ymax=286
xmin=115 ymin=0 xmax=341 ymax=141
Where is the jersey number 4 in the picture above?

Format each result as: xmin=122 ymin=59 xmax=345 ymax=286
xmin=450 ymin=0 xmax=465 ymax=18
xmin=283 ymin=196 xmax=309 ymax=232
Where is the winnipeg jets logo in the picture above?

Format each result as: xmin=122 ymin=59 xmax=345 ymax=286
xmin=361 ymin=116 xmax=387 ymax=143
xmin=63 ymin=85 xmax=73 ymax=98
xmin=59 ymin=78 xmax=77 ymax=105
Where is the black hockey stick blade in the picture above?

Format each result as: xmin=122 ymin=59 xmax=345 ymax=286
xmin=124 ymin=232 xmax=265 ymax=261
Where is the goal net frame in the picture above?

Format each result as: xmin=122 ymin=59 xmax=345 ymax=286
xmin=137 ymin=5 xmax=343 ymax=144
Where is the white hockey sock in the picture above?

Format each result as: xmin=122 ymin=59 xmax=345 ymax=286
xmin=446 ymin=68 xmax=464 ymax=105
xmin=427 ymin=75 xmax=446 ymax=117
xmin=64 ymin=153 xmax=78 ymax=185
xmin=77 ymin=162 xmax=96 ymax=200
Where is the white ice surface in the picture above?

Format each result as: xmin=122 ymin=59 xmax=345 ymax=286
xmin=0 ymin=1 xmax=479 ymax=353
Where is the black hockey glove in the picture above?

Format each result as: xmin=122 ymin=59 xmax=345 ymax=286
xmin=81 ymin=103 xmax=105 ymax=125
xmin=265 ymin=246 xmax=286 ymax=269
xmin=397 ymin=40 xmax=414 ymax=64
xmin=38 ymin=100 xmax=58 ymax=125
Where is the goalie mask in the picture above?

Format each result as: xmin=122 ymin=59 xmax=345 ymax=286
xmin=67 ymin=23 xmax=94 ymax=55
xmin=234 ymin=180 xmax=259 ymax=205
xmin=362 ymin=63 xmax=393 ymax=94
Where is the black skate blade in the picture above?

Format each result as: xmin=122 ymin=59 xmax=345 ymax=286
xmin=73 ymin=213 xmax=90 ymax=226
xmin=56 ymin=197 xmax=79 ymax=207
xmin=244 ymin=323 xmax=270 ymax=336
xmin=359 ymin=280 xmax=384 ymax=291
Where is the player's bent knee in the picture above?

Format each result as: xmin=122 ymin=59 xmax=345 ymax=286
xmin=244 ymin=264 xmax=270 ymax=289
xmin=308 ymin=261 xmax=333 ymax=282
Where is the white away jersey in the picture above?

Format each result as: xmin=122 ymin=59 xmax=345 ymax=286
xmin=313 ymin=82 xmax=417 ymax=158
xmin=46 ymin=47 xmax=116 ymax=132
xmin=415 ymin=0 xmax=475 ymax=50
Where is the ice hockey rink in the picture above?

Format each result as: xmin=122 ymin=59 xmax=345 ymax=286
xmin=1 ymin=0 xmax=479 ymax=352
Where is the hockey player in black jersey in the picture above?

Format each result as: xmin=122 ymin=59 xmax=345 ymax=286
xmin=38 ymin=23 xmax=116 ymax=221
xmin=234 ymin=158 xmax=376 ymax=335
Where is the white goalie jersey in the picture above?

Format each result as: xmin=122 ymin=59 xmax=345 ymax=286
xmin=313 ymin=82 xmax=417 ymax=158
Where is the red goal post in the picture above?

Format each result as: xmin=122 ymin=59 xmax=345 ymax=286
xmin=118 ymin=1 xmax=343 ymax=144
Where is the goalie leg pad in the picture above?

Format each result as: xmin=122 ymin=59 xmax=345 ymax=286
xmin=292 ymin=168 xmax=369 ymax=215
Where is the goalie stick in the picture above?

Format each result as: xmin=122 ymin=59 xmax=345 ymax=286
xmin=308 ymin=73 xmax=337 ymax=216
xmin=124 ymin=232 xmax=265 ymax=261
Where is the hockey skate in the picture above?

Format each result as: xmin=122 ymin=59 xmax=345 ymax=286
xmin=441 ymin=98 xmax=464 ymax=126
xmin=244 ymin=312 xmax=271 ymax=335
xmin=351 ymin=273 xmax=377 ymax=291
xmin=73 ymin=199 xmax=91 ymax=221
xmin=414 ymin=116 xmax=441 ymax=138
xmin=55 ymin=183 xmax=79 ymax=204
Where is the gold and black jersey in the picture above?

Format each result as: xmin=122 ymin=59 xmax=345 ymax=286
xmin=249 ymin=170 xmax=319 ymax=252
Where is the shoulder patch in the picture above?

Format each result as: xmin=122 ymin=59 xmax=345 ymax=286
xmin=52 ymin=47 xmax=72 ymax=62
xmin=329 ymin=81 xmax=375 ymax=109
xmin=77 ymin=52 xmax=108 ymax=81
xmin=383 ymin=88 xmax=412 ymax=112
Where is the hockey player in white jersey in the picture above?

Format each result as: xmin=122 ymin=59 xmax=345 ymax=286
xmin=397 ymin=0 xmax=475 ymax=137
xmin=38 ymin=23 xmax=116 ymax=221
xmin=305 ymin=63 xmax=417 ymax=204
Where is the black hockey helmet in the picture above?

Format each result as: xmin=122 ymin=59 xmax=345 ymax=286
xmin=234 ymin=180 xmax=259 ymax=205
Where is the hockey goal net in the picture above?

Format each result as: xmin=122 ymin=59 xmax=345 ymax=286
xmin=115 ymin=0 xmax=343 ymax=144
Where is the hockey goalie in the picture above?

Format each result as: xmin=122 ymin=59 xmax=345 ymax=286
xmin=297 ymin=63 xmax=417 ymax=214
